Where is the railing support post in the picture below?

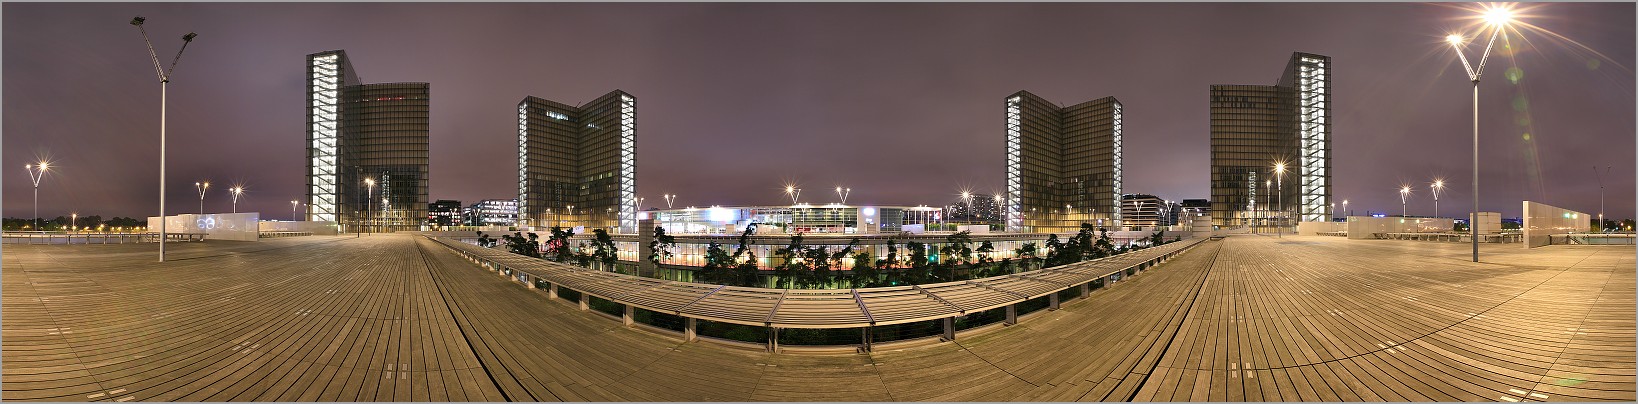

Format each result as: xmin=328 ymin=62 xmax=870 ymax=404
xmin=579 ymin=295 xmax=589 ymax=311
xmin=525 ymin=275 xmax=537 ymax=289
xmin=942 ymin=317 xmax=956 ymax=341
xmin=767 ymin=327 xmax=779 ymax=353
xmin=861 ymin=327 xmax=873 ymax=353
xmin=1049 ymin=292 xmax=1060 ymax=311
xmin=1004 ymin=304 xmax=1018 ymax=326
xmin=549 ymin=284 xmax=558 ymax=299
xmin=685 ymin=318 xmax=698 ymax=342
xmin=622 ymin=304 xmax=634 ymax=326
xmin=1079 ymin=282 xmax=1091 ymax=298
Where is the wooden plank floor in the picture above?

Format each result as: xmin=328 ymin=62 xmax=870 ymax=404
xmin=2 ymin=234 xmax=1630 ymax=401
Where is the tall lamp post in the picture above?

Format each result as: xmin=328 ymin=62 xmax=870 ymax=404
xmin=231 ymin=186 xmax=244 ymax=213
xmin=1274 ymin=162 xmax=1286 ymax=237
xmin=24 ymin=162 xmax=48 ymax=231
xmin=836 ymin=187 xmax=851 ymax=205
xmin=1343 ymin=199 xmax=1350 ymax=218
xmin=961 ymin=191 xmax=973 ymax=225
xmin=364 ymin=178 xmax=376 ymax=234
xmin=662 ymin=194 xmax=675 ymax=209
xmin=1431 ymin=179 xmax=1445 ymax=218
xmin=1400 ymin=186 xmax=1412 ymax=217
xmin=1594 ymin=166 xmax=1609 ymax=230
xmin=291 ymin=200 xmax=300 ymax=221
xmin=132 ymin=16 xmax=196 ymax=263
xmin=785 ymin=186 xmax=801 ymax=205
xmin=195 ymin=181 xmax=209 ymax=214
xmin=1447 ymin=5 xmax=1513 ymax=262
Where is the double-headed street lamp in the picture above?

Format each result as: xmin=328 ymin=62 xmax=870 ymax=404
xmin=785 ymin=186 xmax=801 ymax=205
xmin=132 ymin=16 xmax=197 ymax=262
xmin=364 ymin=178 xmax=376 ymax=234
xmin=24 ymin=162 xmax=48 ymax=230
xmin=836 ymin=187 xmax=851 ymax=205
xmin=291 ymin=200 xmax=300 ymax=221
xmin=961 ymin=191 xmax=974 ymax=224
xmin=230 ymin=186 xmax=245 ymax=213
xmin=663 ymin=194 xmax=676 ymax=209
xmin=1447 ymin=5 xmax=1514 ymax=262
xmin=195 ymin=181 xmax=209 ymax=214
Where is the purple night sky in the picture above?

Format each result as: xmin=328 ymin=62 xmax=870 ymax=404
xmin=3 ymin=3 xmax=1633 ymax=221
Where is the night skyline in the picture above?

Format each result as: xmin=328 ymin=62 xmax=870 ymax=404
xmin=4 ymin=2 xmax=1633 ymax=221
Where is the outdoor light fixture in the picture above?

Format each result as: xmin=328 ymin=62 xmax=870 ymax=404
xmin=132 ymin=15 xmax=197 ymax=262
xmin=195 ymin=181 xmax=209 ymax=214
xmin=230 ymin=186 xmax=244 ymax=213
xmin=1431 ymin=179 xmax=1445 ymax=218
xmin=24 ymin=162 xmax=49 ymax=231
xmin=1446 ymin=3 xmax=1516 ymax=262
xmin=1399 ymin=186 xmax=1412 ymax=217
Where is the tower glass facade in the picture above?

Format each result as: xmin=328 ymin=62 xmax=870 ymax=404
xmin=1003 ymin=91 xmax=1123 ymax=233
xmin=518 ymin=90 xmax=637 ymax=233
xmin=305 ymin=50 xmax=429 ymax=231
xmin=1210 ymin=52 xmax=1332 ymax=228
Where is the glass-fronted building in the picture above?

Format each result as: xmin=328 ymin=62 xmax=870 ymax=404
xmin=1210 ymin=52 xmax=1331 ymax=228
xmin=648 ymin=205 xmax=946 ymax=235
xmin=517 ymin=91 xmax=637 ymax=233
xmin=1004 ymin=91 xmax=1124 ymax=233
xmin=305 ymin=50 xmax=430 ymax=231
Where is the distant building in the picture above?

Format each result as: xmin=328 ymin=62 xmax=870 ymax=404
xmin=947 ymin=193 xmax=1003 ymax=225
xmin=1004 ymin=91 xmax=1123 ymax=233
xmin=517 ymin=91 xmax=637 ymax=233
xmin=1120 ymin=194 xmax=1167 ymax=229
xmin=305 ymin=49 xmax=430 ymax=232
xmin=1210 ymin=52 xmax=1331 ymax=228
xmin=649 ymin=205 xmax=944 ymax=235
xmin=428 ymin=200 xmax=462 ymax=227
xmin=465 ymin=199 xmax=518 ymax=227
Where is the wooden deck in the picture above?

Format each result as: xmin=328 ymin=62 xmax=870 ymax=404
xmin=3 ymin=234 xmax=1631 ymax=401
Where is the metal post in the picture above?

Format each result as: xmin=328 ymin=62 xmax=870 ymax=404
xmin=159 ymin=81 xmax=167 ymax=261
xmin=1471 ymin=81 xmax=1479 ymax=262
xmin=942 ymin=317 xmax=955 ymax=341
xmin=767 ymin=328 xmax=779 ymax=353
xmin=622 ymin=304 xmax=634 ymax=326
xmin=1004 ymin=304 xmax=1018 ymax=325
xmin=1048 ymin=293 xmax=1060 ymax=311
xmin=685 ymin=318 xmax=697 ymax=341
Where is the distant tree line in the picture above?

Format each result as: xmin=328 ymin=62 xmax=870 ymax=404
xmin=3 ymin=216 xmax=145 ymax=231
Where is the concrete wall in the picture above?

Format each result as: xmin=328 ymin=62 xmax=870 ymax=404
xmin=1346 ymin=216 xmax=1455 ymax=239
xmin=149 ymin=213 xmax=260 ymax=241
xmin=1522 ymin=201 xmax=1593 ymax=248
xmin=258 ymin=220 xmax=340 ymax=235
xmin=1471 ymin=212 xmax=1502 ymax=234
xmin=1296 ymin=221 xmax=1347 ymax=235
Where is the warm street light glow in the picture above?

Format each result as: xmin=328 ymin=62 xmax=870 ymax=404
xmin=231 ymin=186 xmax=244 ymax=213
xmin=195 ymin=181 xmax=210 ymax=214
xmin=1431 ymin=179 xmax=1445 ymax=218
xmin=1484 ymin=6 xmax=1514 ymax=26
xmin=25 ymin=161 xmax=50 ymax=231
xmin=1446 ymin=34 xmax=1465 ymax=45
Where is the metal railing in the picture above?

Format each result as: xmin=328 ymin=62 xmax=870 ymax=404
xmin=427 ymin=234 xmax=1211 ymax=353
xmin=1549 ymin=233 xmax=1636 ymax=246
xmin=1 ymin=232 xmax=207 ymax=244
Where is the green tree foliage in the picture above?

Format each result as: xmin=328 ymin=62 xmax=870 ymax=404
xmin=648 ymin=226 xmax=676 ymax=266
xmin=1015 ymin=242 xmax=1040 ymax=271
xmin=545 ymin=226 xmax=577 ymax=263
xmin=500 ymin=232 xmax=542 ymax=257
xmin=905 ymin=241 xmax=930 ymax=285
xmin=590 ymin=228 xmax=618 ymax=271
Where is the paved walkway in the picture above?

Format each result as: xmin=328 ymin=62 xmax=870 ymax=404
xmin=2 ymin=234 xmax=1631 ymax=401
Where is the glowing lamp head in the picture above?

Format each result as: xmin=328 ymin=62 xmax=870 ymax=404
xmin=1446 ymin=34 xmax=1465 ymax=45
xmin=784 ymin=185 xmax=794 ymax=194
xmin=1274 ymin=162 xmax=1286 ymax=174
xmin=1400 ymin=186 xmax=1411 ymax=194
xmin=1483 ymin=7 xmax=1513 ymax=26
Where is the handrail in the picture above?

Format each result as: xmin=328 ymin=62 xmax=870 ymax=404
xmin=427 ymin=235 xmax=1205 ymax=329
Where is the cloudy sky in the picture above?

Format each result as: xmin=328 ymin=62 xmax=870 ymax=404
xmin=4 ymin=2 xmax=1633 ymax=221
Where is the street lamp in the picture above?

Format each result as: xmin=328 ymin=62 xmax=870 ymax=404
xmin=663 ymin=194 xmax=676 ymax=209
xmin=1400 ymin=186 xmax=1412 ymax=217
xmin=71 ymin=213 xmax=78 ymax=232
xmin=195 ymin=181 xmax=209 ymax=214
xmin=1431 ymin=179 xmax=1445 ymax=218
xmin=1447 ymin=4 xmax=1514 ymax=262
xmin=24 ymin=162 xmax=48 ymax=231
xmin=961 ymin=191 xmax=973 ymax=224
xmin=836 ymin=187 xmax=851 ymax=205
xmin=132 ymin=16 xmax=196 ymax=262
xmin=1274 ymin=162 xmax=1286 ymax=237
xmin=230 ymin=186 xmax=244 ymax=213
xmin=291 ymin=200 xmax=299 ymax=221
xmin=1594 ymin=166 xmax=1610 ymax=230
xmin=993 ymin=194 xmax=1003 ymax=227
xmin=1343 ymin=199 xmax=1350 ymax=217
xmin=364 ymin=178 xmax=376 ymax=234
xmin=785 ymin=186 xmax=801 ymax=205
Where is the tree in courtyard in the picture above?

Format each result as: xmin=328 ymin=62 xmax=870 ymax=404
xmin=545 ymin=226 xmax=577 ymax=263
xmin=590 ymin=228 xmax=618 ymax=272
xmin=648 ymin=226 xmax=676 ymax=267
xmin=1015 ymin=242 xmax=1040 ymax=271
